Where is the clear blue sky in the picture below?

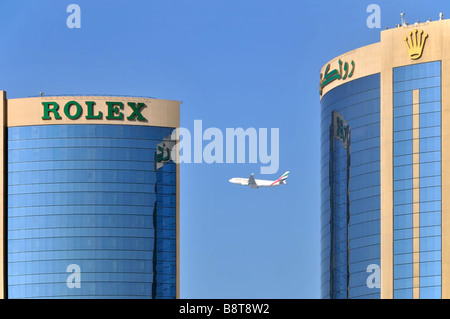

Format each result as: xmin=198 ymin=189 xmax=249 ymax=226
xmin=0 ymin=0 xmax=447 ymax=299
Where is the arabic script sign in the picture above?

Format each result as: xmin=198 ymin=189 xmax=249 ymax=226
xmin=320 ymin=59 xmax=355 ymax=96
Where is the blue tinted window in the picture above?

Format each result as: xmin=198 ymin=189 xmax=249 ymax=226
xmin=392 ymin=62 xmax=442 ymax=298
xmin=8 ymin=124 xmax=177 ymax=299
xmin=320 ymin=74 xmax=381 ymax=299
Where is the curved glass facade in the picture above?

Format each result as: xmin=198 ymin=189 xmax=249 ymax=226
xmin=321 ymin=74 xmax=381 ymax=299
xmin=393 ymin=61 xmax=442 ymax=299
xmin=7 ymin=124 xmax=176 ymax=299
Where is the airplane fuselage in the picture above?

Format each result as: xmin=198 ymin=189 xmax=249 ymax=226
xmin=228 ymin=177 xmax=285 ymax=189
xmin=229 ymin=171 xmax=289 ymax=189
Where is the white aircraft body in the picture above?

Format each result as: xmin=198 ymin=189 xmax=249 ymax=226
xmin=229 ymin=171 xmax=290 ymax=189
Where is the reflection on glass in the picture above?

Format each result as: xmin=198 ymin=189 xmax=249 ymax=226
xmin=8 ymin=125 xmax=176 ymax=299
xmin=321 ymin=74 xmax=381 ymax=299
xmin=393 ymin=61 xmax=442 ymax=299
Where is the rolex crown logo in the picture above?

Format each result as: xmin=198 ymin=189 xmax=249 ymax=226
xmin=404 ymin=29 xmax=428 ymax=60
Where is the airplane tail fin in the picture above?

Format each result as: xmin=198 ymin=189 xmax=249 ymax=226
xmin=279 ymin=171 xmax=290 ymax=184
xmin=248 ymin=173 xmax=257 ymax=187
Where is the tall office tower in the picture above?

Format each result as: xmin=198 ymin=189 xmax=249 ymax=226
xmin=0 ymin=95 xmax=180 ymax=298
xmin=320 ymin=18 xmax=449 ymax=299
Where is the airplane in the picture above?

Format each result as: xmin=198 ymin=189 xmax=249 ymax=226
xmin=229 ymin=171 xmax=290 ymax=189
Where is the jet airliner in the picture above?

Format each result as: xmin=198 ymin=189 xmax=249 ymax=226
xmin=229 ymin=171 xmax=290 ymax=189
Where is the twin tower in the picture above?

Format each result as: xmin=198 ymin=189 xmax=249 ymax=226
xmin=0 ymin=95 xmax=180 ymax=298
xmin=320 ymin=18 xmax=450 ymax=299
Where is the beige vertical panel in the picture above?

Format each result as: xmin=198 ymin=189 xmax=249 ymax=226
xmin=442 ymin=28 xmax=450 ymax=299
xmin=0 ymin=91 xmax=5 ymax=299
xmin=412 ymin=89 xmax=420 ymax=299
xmin=380 ymin=66 xmax=393 ymax=299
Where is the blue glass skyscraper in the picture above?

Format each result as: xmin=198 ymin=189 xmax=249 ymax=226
xmin=0 ymin=95 xmax=180 ymax=299
xmin=320 ymin=18 xmax=448 ymax=299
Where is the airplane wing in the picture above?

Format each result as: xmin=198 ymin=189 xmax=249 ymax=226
xmin=248 ymin=173 xmax=257 ymax=187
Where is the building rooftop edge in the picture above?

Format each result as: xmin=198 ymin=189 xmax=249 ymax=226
xmin=5 ymin=94 xmax=181 ymax=104
xmin=319 ymin=17 xmax=448 ymax=72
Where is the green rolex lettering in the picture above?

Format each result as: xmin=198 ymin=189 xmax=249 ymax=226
xmin=85 ymin=101 xmax=103 ymax=119
xmin=127 ymin=102 xmax=147 ymax=121
xmin=42 ymin=102 xmax=62 ymax=120
xmin=106 ymin=102 xmax=124 ymax=120
xmin=64 ymin=101 xmax=83 ymax=120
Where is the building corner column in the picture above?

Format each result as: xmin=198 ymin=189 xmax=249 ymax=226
xmin=0 ymin=91 xmax=6 ymax=299
xmin=380 ymin=65 xmax=394 ymax=299
xmin=441 ymin=57 xmax=450 ymax=298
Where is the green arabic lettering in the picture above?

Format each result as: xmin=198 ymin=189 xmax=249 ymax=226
xmin=349 ymin=61 xmax=355 ymax=78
